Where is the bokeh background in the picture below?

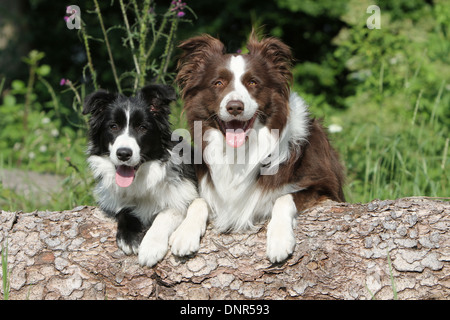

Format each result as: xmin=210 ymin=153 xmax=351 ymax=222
xmin=0 ymin=0 xmax=448 ymax=211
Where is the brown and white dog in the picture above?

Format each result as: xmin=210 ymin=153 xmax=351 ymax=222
xmin=171 ymin=32 xmax=345 ymax=263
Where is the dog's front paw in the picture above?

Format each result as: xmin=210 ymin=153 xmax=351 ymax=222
xmin=138 ymin=234 xmax=169 ymax=267
xmin=266 ymin=220 xmax=296 ymax=263
xmin=170 ymin=197 xmax=208 ymax=257
xmin=170 ymin=223 xmax=202 ymax=257
xmin=117 ymin=236 xmax=140 ymax=255
xmin=116 ymin=229 xmax=143 ymax=255
xmin=116 ymin=208 xmax=144 ymax=255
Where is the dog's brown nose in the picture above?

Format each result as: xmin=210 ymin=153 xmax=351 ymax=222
xmin=226 ymin=100 xmax=244 ymax=116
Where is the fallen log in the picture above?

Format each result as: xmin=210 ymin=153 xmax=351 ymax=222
xmin=1 ymin=197 xmax=449 ymax=300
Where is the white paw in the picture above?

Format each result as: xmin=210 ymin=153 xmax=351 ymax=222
xmin=170 ymin=223 xmax=202 ymax=257
xmin=138 ymin=234 xmax=169 ymax=267
xmin=266 ymin=220 xmax=296 ymax=263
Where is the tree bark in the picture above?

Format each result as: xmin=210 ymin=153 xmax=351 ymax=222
xmin=1 ymin=197 xmax=449 ymax=300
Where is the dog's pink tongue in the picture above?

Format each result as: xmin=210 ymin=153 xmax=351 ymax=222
xmin=115 ymin=165 xmax=135 ymax=188
xmin=226 ymin=130 xmax=246 ymax=148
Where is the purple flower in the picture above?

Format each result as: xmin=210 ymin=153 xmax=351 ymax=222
xmin=64 ymin=16 xmax=69 ymax=22
xmin=60 ymin=78 xmax=68 ymax=86
xmin=171 ymin=0 xmax=187 ymax=14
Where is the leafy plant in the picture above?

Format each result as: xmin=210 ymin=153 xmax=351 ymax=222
xmin=70 ymin=0 xmax=195 ymax=94
xmin=0 ymin=51 xmax=86 ymax=174
xmin=299 ymin=0 xmax=449 ymax=203
xmin=0 ymin=1 xmax=196 ymax=211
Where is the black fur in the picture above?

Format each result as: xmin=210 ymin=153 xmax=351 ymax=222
xmin=83 ymin=84 xmax=197 ymax=257
xmin=116 ymin=207 xmax=145 ymax=251
xmin=83 ymin=84 xmax=175 ymax=162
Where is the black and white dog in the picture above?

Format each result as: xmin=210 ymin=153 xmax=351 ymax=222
xmin=83 ymin=84 xmax=204 ymax=267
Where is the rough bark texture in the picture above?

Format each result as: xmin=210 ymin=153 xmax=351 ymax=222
xmin=1 ymin=197 xmax=449 ymax=300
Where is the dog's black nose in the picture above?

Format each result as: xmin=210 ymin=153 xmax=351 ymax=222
xmin=226 ymin=100 xmax=244 ymax=116
xmin=117 ymin=148 xmax=133 ymax=161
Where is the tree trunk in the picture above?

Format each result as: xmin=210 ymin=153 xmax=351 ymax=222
xmin=1 ymin=197 xmax=449 ymax=300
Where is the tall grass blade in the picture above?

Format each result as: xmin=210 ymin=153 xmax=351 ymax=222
xmin=2 ymin=239 xmax=10 ymax=300
xmin=387 ymin=250 xmax=398 ymax=300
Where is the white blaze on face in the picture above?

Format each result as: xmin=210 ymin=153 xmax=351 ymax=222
xmin=219 ymin=55 xmax=259 ymax=122
xmin=108 ymin=108 xmax=141 ymax=188
xmin=218 ymin=55 xmax=260 ymax=149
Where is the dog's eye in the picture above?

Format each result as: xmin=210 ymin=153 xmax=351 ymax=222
xmin=248 ymin=80 xmax=258 ymax=86
xmin=137 ymin=125 xmax=147 ymax=133
xmin=214 ymin=80 xmax=224 ymax=87
xmin=109 ymin=123 xmax=119 ymax=131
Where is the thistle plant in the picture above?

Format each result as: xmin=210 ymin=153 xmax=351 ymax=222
xmin=64 ymin=0 xmax=194 ymax=101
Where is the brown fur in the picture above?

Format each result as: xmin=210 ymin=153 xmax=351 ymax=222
xmin=257 ymin=119 xmax=345 ymax=210
xmin=176 ymin=32 xmax=345 ymax=213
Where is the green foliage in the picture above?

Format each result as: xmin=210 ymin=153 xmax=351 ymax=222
xmin=0 ymin=52 xmax=86 ymax=174
xmin=0 ymin=1 xmax=193 ymax=211
xmin=74 ymin=0 xmax=195 ymax=94
xmin=277 ymin=0 xmax=347 ymax=17
xmin=300 ymin=0 xmax=450 ymax=203
xmin=0 ymin=50 xmax=93 ymax=212
xmin=0 ymin=0 xmax=448 ymax=212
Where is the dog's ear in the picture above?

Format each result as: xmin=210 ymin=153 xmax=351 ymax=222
xmin=176 ymin=34 xmax=225 ymax=98
xmin=83 ymin=90 xmax=116 ymax=115
xmin=247 ymin=30 xmax=293 ymax=98
xmin=139 ymin=84 xmax=176 ymax=115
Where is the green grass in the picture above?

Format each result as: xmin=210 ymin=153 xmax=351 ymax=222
xmin=1 ymin=240 xmax=10 ymax=300
xmin=336 ymin=120 xmax=448 ymax=204
xmin=0 ymin=156 xmax=95 ymax=212
xmin=311 ymin=41 xmax=449 ymax=204
xmin=329 ymin=86 xmax=448 ymax=204
xmin=387 ymin=250 xmax=398 ymax=300
xmin=365 ymin=250 xmax=399 ymax=300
